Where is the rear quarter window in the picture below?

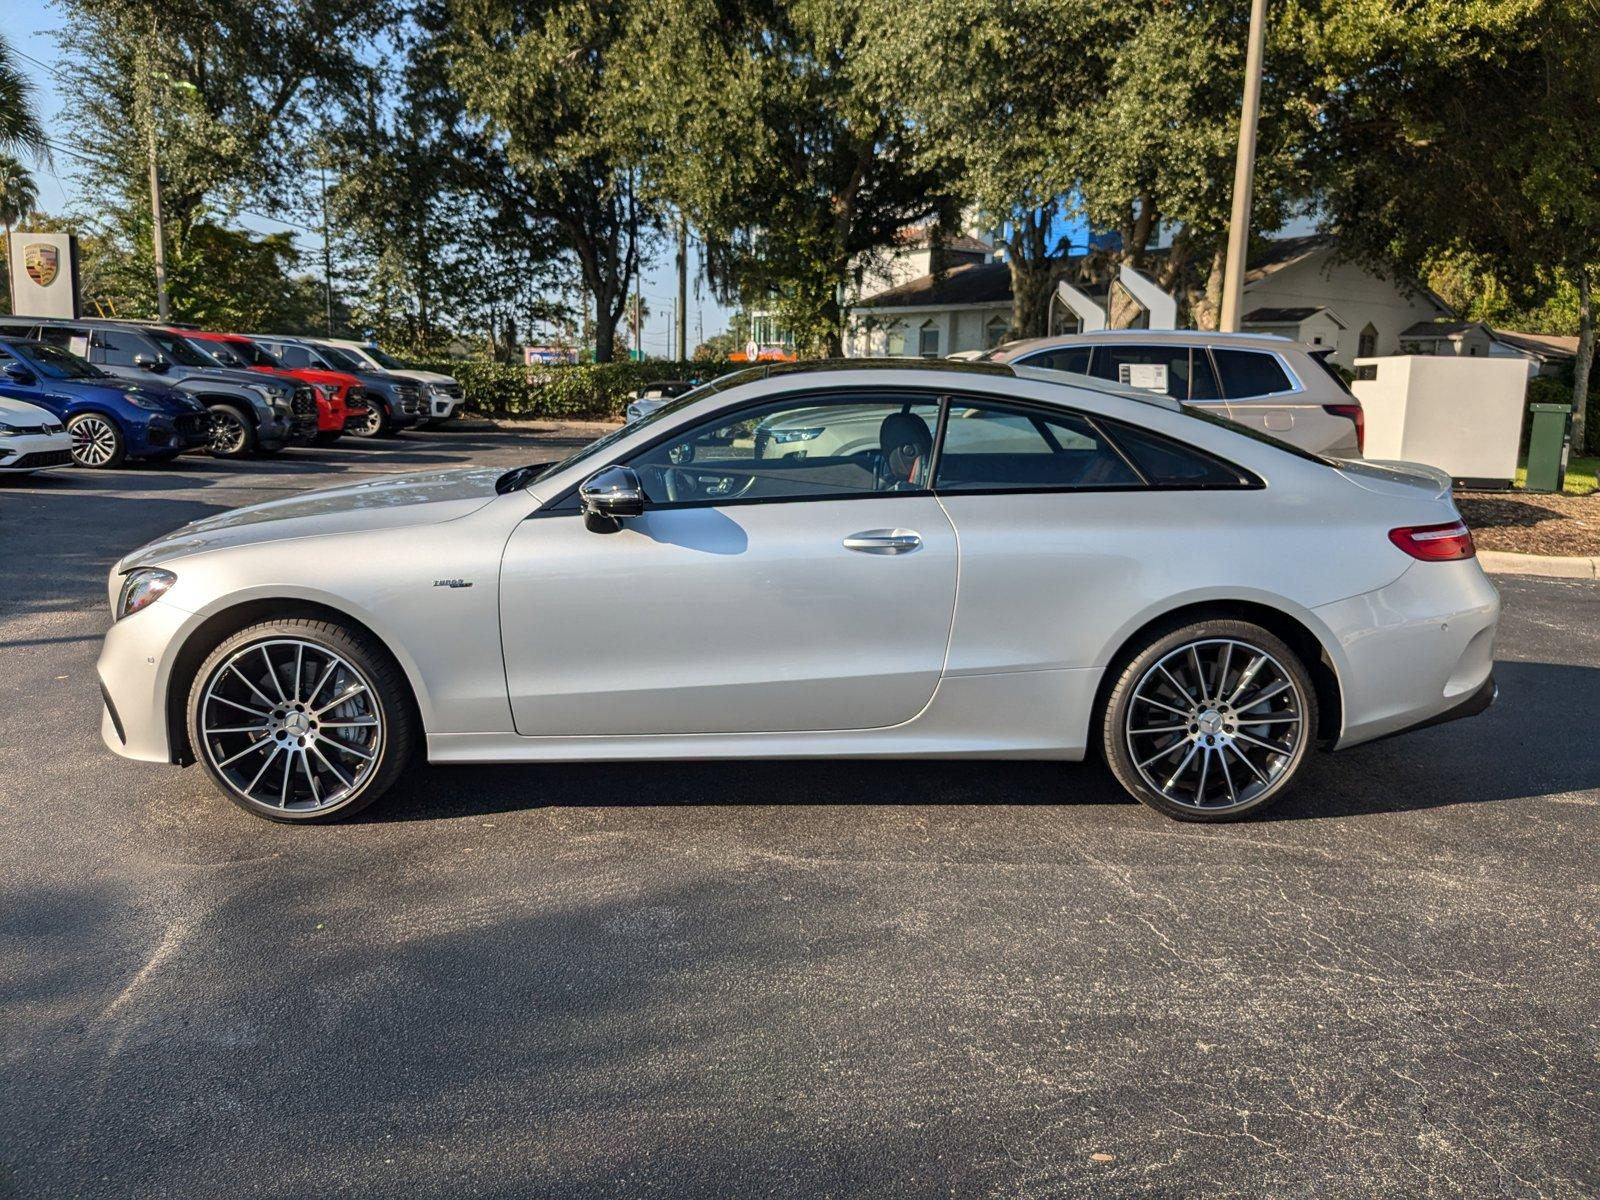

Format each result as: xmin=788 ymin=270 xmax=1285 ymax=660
xmin=1102 ymin=418 xmax=1254 ymax=488
xmin=1213 ymin=349 xmax=1294 ymax=398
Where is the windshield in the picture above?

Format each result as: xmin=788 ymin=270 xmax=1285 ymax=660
xmin=195 ymin=337 xmax=279 ymax=368
xmin=318 ymin=345 xmax=366 ymax=372
xmin=366 ymin=346 xmax=409 ymax=370
xmin=20 ymin=340 xmax=108 ymax=380
xmin=495 ymin=373 xmax=748 ymax=494
xmin=146 ymin=330 xmax=212 ymax=368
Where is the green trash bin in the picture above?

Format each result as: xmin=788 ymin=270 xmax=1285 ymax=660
xmin=1525 ymin=402 xmax=1571 ymax=493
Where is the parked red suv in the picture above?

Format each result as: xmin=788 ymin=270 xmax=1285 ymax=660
xmin=174 ymin=330 xmax=369 ymax=442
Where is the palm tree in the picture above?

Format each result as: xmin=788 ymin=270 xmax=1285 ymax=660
xmin=0 ymin=155 xmax=39 ymax=237
xmin=0 ymin=33 xmax=50 ymax=162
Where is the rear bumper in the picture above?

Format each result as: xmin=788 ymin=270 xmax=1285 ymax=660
xmin=1361 ymin=674 xmax=1497 ymax=745
xmin=1318 ymin=559 xmax=1501 ymax=749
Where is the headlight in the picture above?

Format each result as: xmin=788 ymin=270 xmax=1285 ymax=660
xmin=770 ymin=427 xmax=823 ymax=444
xmin=125 ymin=391 xmax=169 ymax=411
xmin=250 ymin=383 xmax=289 ymax=411
xmin=0 ymin=422 xmax=19 ymax=437
xmin=314 ymin=383 xmax=336 ymax=402
xmin=116 ymin=568 xmax=176 ymax=620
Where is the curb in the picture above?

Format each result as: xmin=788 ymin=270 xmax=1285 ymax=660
xmin=1478 ymin=549 xmax=1600 ymax=579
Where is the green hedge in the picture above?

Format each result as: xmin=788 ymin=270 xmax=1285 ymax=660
xmin=411 ymin=359 xmax=735 ymax=421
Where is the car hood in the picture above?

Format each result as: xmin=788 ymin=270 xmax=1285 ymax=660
xmin=176 ymin=366 xmax=290 ymax=393
xmin=390 ymin=368 xmax=456 ymax=386
xmin=117 ymin=466 xmax=504 ymax=570
xmin=77 ymin=377 xmax=207 ymax=414
xmin=0 ymin=395 xmax=59 ymax=424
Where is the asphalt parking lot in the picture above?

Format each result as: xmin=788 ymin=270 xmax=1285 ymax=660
xmin=2 ymin=424 xmax=1597 ymax=1199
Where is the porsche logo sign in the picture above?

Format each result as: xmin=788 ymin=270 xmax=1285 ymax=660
xmin=24 ymin=243 xmax=59 ymax=288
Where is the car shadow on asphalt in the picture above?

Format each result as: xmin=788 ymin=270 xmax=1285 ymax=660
xmin=363 ymin=659 xmax=1599 ymax=824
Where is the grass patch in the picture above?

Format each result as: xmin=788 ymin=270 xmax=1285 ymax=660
xmin=1514 ymin=454 xmax=1598 ymax=494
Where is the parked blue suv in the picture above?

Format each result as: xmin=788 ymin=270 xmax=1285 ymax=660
xmin=0 ymin=337 xmax=211 ymax=468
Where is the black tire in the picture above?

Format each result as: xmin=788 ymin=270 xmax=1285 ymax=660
xmin=1101 ymin=618 xmax=1318 ymax=822
xmin=186 ymin=617 xmax=417 ymax=823
xmin=206 ymin=404 xmax=258 ymax=458
xmin=67 ymin=412 xmax=126 ymax=468
xmin=349 ymin=402 xmax=390 ymax=439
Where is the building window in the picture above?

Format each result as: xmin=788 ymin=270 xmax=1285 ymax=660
xmin=918 ymin=321 xmax=940 ymax=358
xmin=984 ymin=316 xmax=1009 ymax=349
xmin=884 ymin=324 xmax=906 ymax=357
xmin=1355 ymin=323 xmax=1379 ymax=381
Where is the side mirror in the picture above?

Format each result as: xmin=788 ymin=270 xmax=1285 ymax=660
xmin=579 ymin=465 xmax=645 ymax=533
xmin=134 ymin=353 xmax=169 ymax=373
xmin=2 ymin=361 xmax=34 ymax=384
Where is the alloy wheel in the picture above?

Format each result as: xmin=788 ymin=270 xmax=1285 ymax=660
xmin=1123 ymin=638 xmax=1306 ymax=813
xmin=70 ymin=416 xmax=119 ymax=467
xmin=356 ymin=406 xmax=384 ymax=437
xmin=197 ymin=638 xmax=384 ymax=813
xmin=208 ymin=409 xmax=247 ymax=456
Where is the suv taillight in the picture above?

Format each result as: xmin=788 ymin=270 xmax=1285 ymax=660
xmin=1324 ymin=403 xmax=1364 ymax=453
xmin=1389 ymin=521 xmax=1475 ymax=561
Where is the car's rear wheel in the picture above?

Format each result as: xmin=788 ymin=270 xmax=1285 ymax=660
xmin=68 ymin=413 xmax=125 ymax=468
xmin=206 ymin=404 xmax=257 ymax=459
xmin=1101 ymin=619 xmax=1317 ymax=821
xmin=187 ymin=618 xmax=415 ymax=822
xmin=349 ymin=403 xmax=389 ymax=439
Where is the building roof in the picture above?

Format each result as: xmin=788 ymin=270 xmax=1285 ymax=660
xmin=1400 ymin=320 xmax=1485 ymax=339
xmin=1490 ymin=329 xmax=1579 ymax=361
xmin=855 ymin=260 xmax=1022 ymax=309
xmin=1242 ymin=306 xmax=1325 ymax=324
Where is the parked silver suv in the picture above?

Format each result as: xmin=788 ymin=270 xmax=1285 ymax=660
xmin=981 ymin=331 xmax=1363 ymax=458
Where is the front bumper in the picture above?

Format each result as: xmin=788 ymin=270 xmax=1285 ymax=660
xmin=98 ymin=598 xmax=196 ymax=763
xmin=0 ymin=430 xmax=74 ymax=472
xmin=427 ymin=391 xmax=463 ymax=420
xmin=135 ymin=412 xmax=211 ymax=456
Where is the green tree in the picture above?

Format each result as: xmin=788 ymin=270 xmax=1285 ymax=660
xmin=0 ymin=33 xmax=50 ymax=161
xmin=626 ymin=0 xmax=957 ymax=355
xmin=447 ymin=0 xmax=656 ymax=362
xmin=1304 ymin=0 xmax=1600 ymax=442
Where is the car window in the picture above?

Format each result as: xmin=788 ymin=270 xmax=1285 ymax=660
xmin=934 ymin=400 xmax=1140 ymax=491
xmin=1213 ymin=349 xmax=1294 ymax=398
xmin=1019 ymin=346 xmax=1091 ymax=374
xmin=147 ymin=330 xmax=211 ymax=367
xmin=19 ymin=340 xmax=107 ymax=379
xmin=318 ymin=345 xmax=366 ymax=372
xmin=1188 ymin=349 xmax=1221 ymax=400
xmin=1307 ymin=349 xmax=1354 ymax=396
xmin=1089 ymin=344 xmax=1210 ymax=400
xmin=628 ymin=393 xmax=942 ymax=505
xmin=1099 ymin=419 xmax=1251 ymax=487
xmin=34 ymin=326 xmax=92 ymax=359
xmin=95 ymin=328 xmax=148 ymax=366
xmin=275 ymin=344 xmax=314 ymax=368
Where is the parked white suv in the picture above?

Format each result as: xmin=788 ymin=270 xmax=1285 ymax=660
xmin=981 ymin=331 xmax=1364 ymax=458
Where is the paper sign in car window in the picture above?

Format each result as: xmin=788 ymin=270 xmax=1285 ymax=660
xmin=1120 ymin=362 xmax=1169 ymax=392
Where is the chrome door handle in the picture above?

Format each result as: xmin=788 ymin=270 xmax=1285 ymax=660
xmin=843 ymin=529 xmax=922 ymax=555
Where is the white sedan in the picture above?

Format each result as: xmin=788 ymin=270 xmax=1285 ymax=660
xmin=97 ymin=361 xmax=1499 ymax=823
xmin=0 ymin=396 xmax=73 ymax=475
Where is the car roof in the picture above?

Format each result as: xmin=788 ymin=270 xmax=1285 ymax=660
xmin=987 ymin=329 xmax=1304 ymax=361
xmin=711 ymin=358 xmax=1183 ymax=412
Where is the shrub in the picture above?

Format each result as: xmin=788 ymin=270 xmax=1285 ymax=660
xmin=410 ymin=359 xmax=736 ymax=421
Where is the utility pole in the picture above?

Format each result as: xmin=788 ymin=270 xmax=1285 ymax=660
xmin=1218 ymin=0 xmax=1268 ymax=332
xmin=675 ymin=215 xmax=688 ymax=361
xmin=320 ymin=161 xmax=334 ymax=336
xmin=633 ymin=274 xmax=642 ymax=362
xmin=139 ymin=14 xmax=170 ymax=321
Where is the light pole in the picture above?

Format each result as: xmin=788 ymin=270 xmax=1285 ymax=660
xmin=1219 ymin=0 xmax=1268 ymax=332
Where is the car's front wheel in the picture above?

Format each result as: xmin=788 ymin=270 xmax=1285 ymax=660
xmin=187 ymin=618 xmax=415 ymax=822
xmin=349 ymin=403 xmax=389 ymax=439
xmin=206 ymin=404 xmax=257 ymax=458
xmin=68 ymin=413 xmax=126 ymax=468
xmin=1101 ymin=619 xmax=1317 ymax=821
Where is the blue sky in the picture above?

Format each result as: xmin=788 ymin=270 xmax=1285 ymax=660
xmin=7 ymin=0 xmax=733 ymax=351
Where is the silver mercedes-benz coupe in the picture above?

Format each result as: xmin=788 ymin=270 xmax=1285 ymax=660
xmin=98 ymin=360 xmax=1499 ymax=824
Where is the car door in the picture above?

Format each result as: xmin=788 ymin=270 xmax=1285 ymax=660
xmin=499 ymin=391 xmax=958 ymax=737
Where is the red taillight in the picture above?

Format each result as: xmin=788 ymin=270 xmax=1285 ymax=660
xmin=1389 ymin=521 xmax=1475 ymax=561
xmin=1324 ymin=403 xmax=1364 ymax=453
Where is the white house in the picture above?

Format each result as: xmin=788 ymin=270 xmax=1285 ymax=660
xmin=845 ymin=235 xmax=1459 ymax=370
xmin=1397 ymin=321 xmax=1579 ymax=378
